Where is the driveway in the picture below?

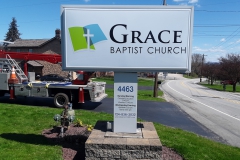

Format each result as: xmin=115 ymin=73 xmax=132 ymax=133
xmin=79 ymin=97 xmax=226 ymax=144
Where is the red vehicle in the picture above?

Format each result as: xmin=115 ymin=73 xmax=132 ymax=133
xmin=147 ymin=75 xmax=155 ymax=78
xmin=220 ymin=80 xmax=235 ymax=85
xmin=0 ymin=51 xmax=107 ymax=108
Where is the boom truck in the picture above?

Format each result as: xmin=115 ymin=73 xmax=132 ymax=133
xmin=0 ymin=50 xmax=107 ymax=108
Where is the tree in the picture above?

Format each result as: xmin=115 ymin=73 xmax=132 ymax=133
xmin=218 ymin=53 xmax=240 ymax=92
xmin=191 ymin=53 xmax=205 ymax=77
xmin=4 ymin=17 xmax=21 ymax=46
xmin=202 ymin=62 xmax=220 ymax=85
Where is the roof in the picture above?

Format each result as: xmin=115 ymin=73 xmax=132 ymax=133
xmin=7 ymin=38 xmax=52 ymax=47
xmin=27 ymin=60 xmax=43 ymax=67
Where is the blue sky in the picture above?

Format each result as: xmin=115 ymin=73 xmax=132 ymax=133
xmin=0 ymin=0 xmax=240 ymax=62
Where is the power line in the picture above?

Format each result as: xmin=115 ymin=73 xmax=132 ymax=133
xmin=213 ymin=27 xmax=240 ymax=48
xmin=0 ymin=0 xmax=79 ymax=9
xmin=195 ymin=25 xmax=240 ymax=27
xmin=194 ymin=35 xmax=240 ymax=37
xmin=224 ymin=41 xmax=240 ymax=50
xmin=195 ymin=10 xmax=240 ymax=13
xmin=195 ymin=31 xmax=239 ymax=33
xmin=1 ymin=20 xmax=240 ymax=27
xmin=0 ymin=19 xmax=60 ymax=26
xmin=200 ymin=1 xmax=240 ymax=7
xmin=196 ymin=25 xmax=240 ymax=55
xmin=195 ymin=24 xmax=240 ymax=25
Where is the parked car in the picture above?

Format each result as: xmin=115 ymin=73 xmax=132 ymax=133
xmin=40 ymin=74 xmax=69 ymax=82
xmin=147 ymin=74 xmax=155 ymax=78
xmin=220 ymin=80 xmax=235 ymax=85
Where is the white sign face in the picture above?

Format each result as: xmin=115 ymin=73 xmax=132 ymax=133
xmin=114 ymin=82 xmax=137 ymax=133
xmin=61 ymin=5 xmax=194 ymax=72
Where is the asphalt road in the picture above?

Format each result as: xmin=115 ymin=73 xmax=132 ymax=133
xmin=161 ymin=78 xmax=240 ymax=148
xmin=0 ymin=92 xmax=226 ymax=144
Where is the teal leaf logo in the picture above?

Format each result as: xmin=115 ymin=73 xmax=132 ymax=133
xmin=68 ymin=24 xmax=107 ymax=51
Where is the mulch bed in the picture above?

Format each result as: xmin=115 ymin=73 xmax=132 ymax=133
xmin=42 ymin=125 xmax=183 ymax=160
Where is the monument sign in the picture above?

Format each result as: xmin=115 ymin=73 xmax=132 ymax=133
xmin=61 ymin=5 xmax=194 ymax=133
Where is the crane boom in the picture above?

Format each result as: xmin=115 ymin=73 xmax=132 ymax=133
xmin=0 ymin=50 xmax=61 ymax=64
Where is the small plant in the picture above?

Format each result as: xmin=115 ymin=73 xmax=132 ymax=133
xmin=75 ymin=118 xmax=94 ymax=132
xmin=87 ymin=124 xmax=93 ymax=131
xmin=75 ymin=118 xmax=84 ymax=127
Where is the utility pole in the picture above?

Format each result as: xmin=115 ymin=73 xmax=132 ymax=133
xmin=200 ymin=54 xmax=207 ymax=82
xmin=153 ymin=0 xmax=167 ymax=98
xmin=163 ymin=0 xmax=167 ymax=5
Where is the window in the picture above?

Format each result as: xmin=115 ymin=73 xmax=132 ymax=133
xmin=17 ymin=49 xmax=20 ymax=52
xmin=28 ymin=49 xmax=33 ymax=53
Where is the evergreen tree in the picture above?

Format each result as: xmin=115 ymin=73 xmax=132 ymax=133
xmin=4 ymin=17 xmax=21 ymax=45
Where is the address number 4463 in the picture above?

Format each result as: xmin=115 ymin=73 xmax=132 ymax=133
xmin=118 ymin=86 xmax=133 ymax=92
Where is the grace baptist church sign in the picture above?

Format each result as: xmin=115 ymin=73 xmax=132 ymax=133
xmin=61 ymin=5 xmax=194 ymax=73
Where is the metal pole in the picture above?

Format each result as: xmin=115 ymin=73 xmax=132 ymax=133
xmin=153 ymin=72 xmax=158 ymax=97
xmin=163 ymin=0 xmax=167 ymax=5
xmin=153 ymin=0 xmax=167 ymax=97
xmin=200 ymin=54 xmax=207 ymax=82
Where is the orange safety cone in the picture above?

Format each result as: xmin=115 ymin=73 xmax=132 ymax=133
xmin=8 ymin=66 xmax=19 ymax=84
xmin=9 ymin=86 xmax=14 ymax=99
xmin=78 ymin=87 xmax=85 ymax=103
xmin=8 ymin=66 xmax=18 ymax=100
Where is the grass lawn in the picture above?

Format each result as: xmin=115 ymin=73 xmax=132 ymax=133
xmin=200 ymin=83 xmax=240 ymax=92
xmin=105 ymin=89 xmax=165 ymax=102
xmin=0 ymin=104 xmax=240 ymax=160
xmin=93 ymin=77 xmax=157 ymax=86
xmin=94 ymin=77 xmax=165 ymax=101
xmin=183 ymin=74 xmax=198 ymax=79
xmin=1 ymin=77 xmax=239 ymax=159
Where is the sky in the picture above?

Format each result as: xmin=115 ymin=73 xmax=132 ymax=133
xmin=0 ymin=0 xmax=240 ymax=62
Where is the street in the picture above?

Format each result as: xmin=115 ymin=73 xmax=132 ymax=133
xmin=161 ymin=78 xmax=240 ymax=147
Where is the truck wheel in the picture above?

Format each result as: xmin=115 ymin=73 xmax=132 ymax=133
xmin=54 ymin=93 xmax=69 ymax=108
xmin=0 ymin=91 xmax=5 ymax=97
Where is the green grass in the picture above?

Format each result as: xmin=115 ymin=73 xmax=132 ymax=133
xmin=0 ymin=104 xmax=62 ymax=160
xmin=94 ymin=77 xmax=165 ymax=101
xmin=0 ymin=104 xmax=240 ymax=160
xmin=93 ymin=77 xmax=114 ymax=85
xmin=93 ymin=77 xmax=157 ymax=86
xmin=183 ymin=74 xmax=198 ymax=79
xmin=138 ymin=78 xmax=156 ymax=86
xmin=200 ymin=83 xmax=240 ymax=92
xmin=154 ymin=122 xmax=240 ymax=160
xmin=105 ymin=89 xmax=165 ymax=102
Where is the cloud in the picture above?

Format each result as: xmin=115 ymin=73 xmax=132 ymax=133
xmin=236 ymin=39 xmax=240 ymax=43
xmin=173 ymin=0 xmax=185 ymax=2
xmin=179 ymin=3 xmax=188 ymax=6
xmin=193 ymin=46 xmax=225 ymax=53
xmin=195 ymin=4 xmax=201 ymax=7
xmin=220 ymin=38 xmax=226 ymax=42
xmin=188 ymin=0 xmax=198 ymax=3
xmin=174 ymin=0 xmax=199 ymax=3
xmin=193 ymin=46 xmax=227 ymax=62
xmin=174 ymin=0 xmax=200 ymax=7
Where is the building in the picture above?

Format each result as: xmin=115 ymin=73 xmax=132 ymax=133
xmin=6 ymin=29 xmax=69 ymax=78
xmin=7 ymin=29 xmax=61 ymax=54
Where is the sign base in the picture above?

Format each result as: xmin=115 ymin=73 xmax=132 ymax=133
xmin=113 ymin=72 xmax=137 ymax=133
